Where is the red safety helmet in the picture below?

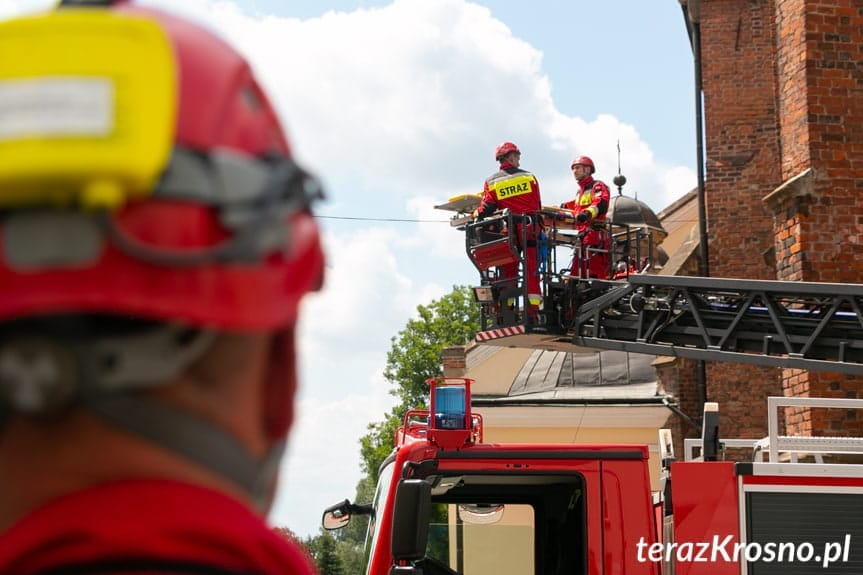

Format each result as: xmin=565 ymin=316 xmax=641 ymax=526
xmin=495 ymin=141 xmax=520 ymax=162
xmin=0 ymin=3 xmax=327 ymax=501
xmin=0 ymin=2 xmax=325 ymax=332
xmin=571 ymin=155 xmax=595 ymax=174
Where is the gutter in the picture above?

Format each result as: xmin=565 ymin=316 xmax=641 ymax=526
xmin=471 ymin=396 xmax=669 ymax=407
xmin=680 ymin=0 xmax=710 ymax=413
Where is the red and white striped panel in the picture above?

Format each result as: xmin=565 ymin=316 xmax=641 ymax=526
xmin=475 ymin=324 xmax=526 ymax=342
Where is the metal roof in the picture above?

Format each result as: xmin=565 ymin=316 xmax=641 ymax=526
xmin=500 ymin=349 xmax=663 ymax=402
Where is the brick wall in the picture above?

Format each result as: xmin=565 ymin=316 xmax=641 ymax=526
xmin=775 ymin=0 xmax=811 ymax=175
xmin=772 ymin=0 xmax=863 ymax=282
xmin=698 ymin=0 xmax=784 ymax=442
xmin=705 ymin=363 xmax=783 ymax=438
xmin=441 ymin=345 xmax=467 ymax=378
xmin=769 ymin=0 xmax=863 ymax=434
xmin=701 ymin=0 xmax=781 ymax=280
xmin=697 ymin=0 xmax=863 ymax=439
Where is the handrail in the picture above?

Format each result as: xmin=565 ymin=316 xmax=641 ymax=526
xmin=767 ymin=396 xmax=863 ymax=463
xmin=682 ymin=396 xmax=863 ymax=462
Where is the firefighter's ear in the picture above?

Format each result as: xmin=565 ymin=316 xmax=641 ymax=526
xmin=262 ymin=329 xmax=296 ymax=440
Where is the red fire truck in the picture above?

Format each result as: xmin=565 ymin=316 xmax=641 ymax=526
xmin=322 ymin=211 xmax=863 ymax=575
xmin=323 ymin=378 xmax=862 ymax=575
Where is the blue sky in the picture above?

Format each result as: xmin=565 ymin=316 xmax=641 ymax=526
xmin=4 ymin=0 xmax=696 ymax=538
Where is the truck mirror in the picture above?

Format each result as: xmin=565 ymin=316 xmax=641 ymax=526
xmin=391 ymin=479 xmax=432 ymax=561
xmin=322 ymin=499 xmax=373 ymax=531
xmin=457 ymin=503 xmax=504 ymax=524
xmin=322 ymin=499 xmax=353 ymax=530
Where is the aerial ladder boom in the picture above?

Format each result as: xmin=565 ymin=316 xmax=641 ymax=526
xmin=572 ymin=273 xmax=863 ymax=375
xmin=433 ymin=195 xmax=863 ymax=376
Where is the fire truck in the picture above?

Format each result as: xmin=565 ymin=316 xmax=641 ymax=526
xmin=322 ymin=204 xmax=863 ymax=575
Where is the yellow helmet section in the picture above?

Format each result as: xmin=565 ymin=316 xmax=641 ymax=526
xmin=0 ymin=9 xmax=176 ymax=210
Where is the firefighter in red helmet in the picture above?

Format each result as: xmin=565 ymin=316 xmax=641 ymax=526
xmin=561 ymin=155 xmax=611 ymax=278
xmin=0 ymin=2 xmax=324 ymax=573
xmin=472 ymin=142 xmax=543 ymax=316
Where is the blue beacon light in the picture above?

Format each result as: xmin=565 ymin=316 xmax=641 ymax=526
xmin=434 ymin=383 xmax=467 ymax=430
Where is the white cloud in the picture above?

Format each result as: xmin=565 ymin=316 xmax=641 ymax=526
xmin=6 ymin=0 xmax=695 ymax=206
xmin=403 ymin=194 xmax=470 ymax=260
xmin=307 ymin=227 xmax=412 ymax=337
xmin=271 ymin=384 xmax=398 ymax=537
xmin=660 ymin=164 xmax=698 ymax=204
xmin=133 ymin=0 xmax=645 ymax=197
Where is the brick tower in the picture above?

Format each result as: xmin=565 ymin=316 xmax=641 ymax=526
xmin=683 ymin=0 xmax=863 ymax=439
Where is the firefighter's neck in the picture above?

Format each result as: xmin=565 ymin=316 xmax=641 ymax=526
xmin=501 ymin=153 xmax=520 ymax=169
xmin=0 ymin=367 xmax=276 ymax=530
xmin=0 ymin=410 xmax=254 ymax=530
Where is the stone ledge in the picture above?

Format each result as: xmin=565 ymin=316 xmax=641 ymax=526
xmin=763 ymin=168 xmax=815 ymax=206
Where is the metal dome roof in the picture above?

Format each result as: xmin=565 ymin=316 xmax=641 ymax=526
xmin=608 ymin=194 xmax=667 ymax=236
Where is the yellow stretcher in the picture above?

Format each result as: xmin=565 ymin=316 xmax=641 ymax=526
xmin=433 ymin=193 xmax=482 ymax=213
xmin=434 ymin=193 xmax=581 ymax=230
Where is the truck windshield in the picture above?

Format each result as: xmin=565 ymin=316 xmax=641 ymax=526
xmin=420 ymin=472 xmax=586 ymax=575
xmin=425 ymin=503 xmax=535 ymax=574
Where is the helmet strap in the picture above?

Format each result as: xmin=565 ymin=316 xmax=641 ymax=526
xmin=0 ymin=322 xmax=215 ymax=414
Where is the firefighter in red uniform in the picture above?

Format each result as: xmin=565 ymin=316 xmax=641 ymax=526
xmin=472 ymin=142 xmax=543 ymax=316
xmin=561 ymin=156 xmax=611 ymax=279
xmin=0 ymin=2 xmax=324 ymax=574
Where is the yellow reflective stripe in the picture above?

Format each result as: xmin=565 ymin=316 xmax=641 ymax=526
xmin=490 ymin=174 xmax=535 ymax=201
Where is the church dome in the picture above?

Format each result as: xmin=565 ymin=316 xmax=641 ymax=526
xmin=608 ymin=194 xmax=666 ymax=237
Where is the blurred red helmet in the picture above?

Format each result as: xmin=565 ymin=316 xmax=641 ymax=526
xmin=571 ymin=155 xmax=595 ymax=174
xmin=495 ymin=141 xmax=520 ymax=162
xmin=0 ymin=2 xmax=325 ymax=331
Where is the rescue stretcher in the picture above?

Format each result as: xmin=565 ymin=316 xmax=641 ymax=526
xmin=433 ymin=193 xmax=583 ymax=231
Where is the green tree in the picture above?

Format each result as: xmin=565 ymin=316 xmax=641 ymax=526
xmin=357 ymin=286 xmax=479 ymax=564
xmin=335 ymin=536 xmax=366 ymax=575
xmin=360 ymin=285 xmax=479 ymax=482
xmin=336 ymin=476 xmax=374 ymax=544
xmin=384 ymin=285 xmax=480 ymax=409
xmin=321 ymin=286 xmax=479 ymax=570
xmin=297 ymin=276 xmax=484 ymax=575
xmin=358 ymin=412 xmax=401 ymax=483
xmin=305 ymin=530 xmax=345 ymax=575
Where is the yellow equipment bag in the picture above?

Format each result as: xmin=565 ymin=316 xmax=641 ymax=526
xmin=0 ymin=9 xmax=176 ymax=209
